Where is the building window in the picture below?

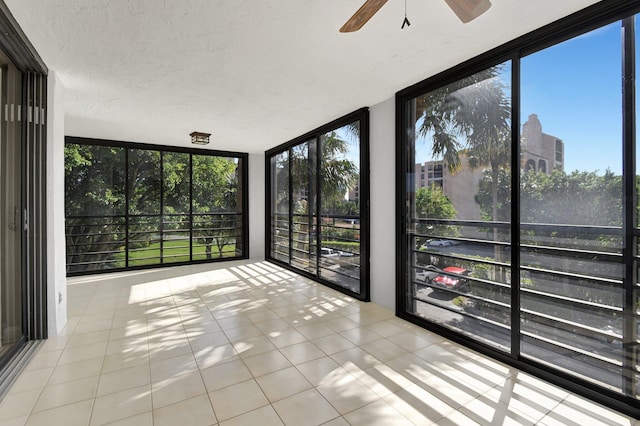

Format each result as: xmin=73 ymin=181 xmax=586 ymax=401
xmin=537 ymin=159 xmax=547 ymax=174
xmin=525 ymin=159 xmax=536 ymax=172
xmin=398 ymin=2 xmax=640 ymax=416
xmin=555 ymin=139 xmax=563 ymax=162
xmin=64 ymin=138 xmax=248 ymax=275
xmin=266 ymin=109 xmax=370 ymax=300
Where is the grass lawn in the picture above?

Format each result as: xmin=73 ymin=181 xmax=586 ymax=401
xmin=112 ymin=239 xmax=237 ymax=267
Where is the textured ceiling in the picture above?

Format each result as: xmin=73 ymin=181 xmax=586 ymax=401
xmin=6 ymin=0 xmax=601 ymax=153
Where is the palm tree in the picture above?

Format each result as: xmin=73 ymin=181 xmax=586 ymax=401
xmin=415 ymin=64 xmax=511 ymax=266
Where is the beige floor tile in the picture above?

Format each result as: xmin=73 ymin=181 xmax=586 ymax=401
xmin=0 ymin=389 xmax=41 ymax=421
xmin=201 ymin=359 xmax=253 ymax=392
xmin=243 ymin=349 xmax=292 ymax=377
xmin=330 ymin=347 xmax=382 ymax=374
xmin=311 ymin=334 xmax=355 ymax=355
xmin=536 ymin=393 xmax=633 ymax=426
xmin=153 ymin=394 xmax=216 ymax=426
xmin=339 ymin=327 xmax=381 ymax=346
xmin=223 ymin=324 xmax=263 ymax=343
xmin=322 ymin=317 xmax=360 ymax=333
xmin=232 ymin=335 xmax=277 ymax=358
xmin=272 ymin=388 xmax=340 ymax=426
xmin=279 ymin=342 xmax=325 ymax=365
xmin=151 ymin=370 xmax=207 ymax=409
xmin=65 ymin=330 xmax=111 ymax=349
xmin=295 ymin=323 xmax=335 ymax=340
xmin=47 ymin=357 xmax=103 ymax=386
xmin=148 ymin=337 xmax=192 ymax=362
xmin=103 ymin=411 xmax=153 ymax=426
xmin=267 ymin=329 xmax=308 ymax=348
xmin=320 ymin=417 xmax=350 ymax=426
xmin=254 ymin=318 xmax=290 ymax=334
xmin=219 ymin=405 xmax=283 ymax=426
xmin=384 ymin=383 xmax=459 ymax=424
xmin=209 ymin=379 xmax=269 ymax=421
xmin=102 ymin=351 xmax=149 ymax=374
xmin=343 ymin=399 xmax=413 ymax=426
xmin=33 ymin=376 xmax=99 ymax=413
xmin=386 ymin=331 xmax=433 ymax=352
xmin=25 ymin=399 xmax=93 ymax=426
xmin=57 ymin=341 xmax=108 ymax=365
xmin=352 ymin=364 xmax=417 ymax=398
xmin=9 ymin=367 xmax=53 ymax=393
xmin=194 ymin=343 xmax=239 ymax=370
xmin=0 ymin=416 xmax=28 ymax=426
xmin=90 ymin=384 xmax=152 ymax=425
xmin=149 ymin=353 xmax=198 ymax=382
xmin=97 ymin=364 xmax=151 ymax=397
xmin=256 ymin=367 xmax=313 ymax=402
xmin=105 ymin=335 xmax=148 ymax=357
xmin=317 ymin=373 xmax=380 ymax=415
xmin=24 ymin=350 xmax=62 ymax=371
xmin=296 ymin=357 xmax=351 ymax=387
xmin=360 ymin=339 xmax=408 ymax=362
xmin=189 ymin=330 xmax=229 ymax=352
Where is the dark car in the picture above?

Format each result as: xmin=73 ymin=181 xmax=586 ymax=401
xmin=431 ymin=266 xmax=470 ymax=291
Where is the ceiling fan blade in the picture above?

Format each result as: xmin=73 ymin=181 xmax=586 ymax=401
xmin=340 ymin=0 xmax=389 ymax=33
xmin=443 ymin=0 xmax=492 ymax=23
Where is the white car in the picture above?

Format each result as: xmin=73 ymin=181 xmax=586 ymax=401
xmin=427 ymin=239 xmax=452 ymax=247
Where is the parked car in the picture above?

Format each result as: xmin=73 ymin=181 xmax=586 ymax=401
xmin=431 ymin=266 xmax=470 ymax=291
xmin=427 ymin=239 xmax=452 ymax=247
xmin=320 ymin=247 xmax=352 ymax=257
xmin=415 ymin=265 xmax=440 ymax=283
xmin=320 ymin=248 xmax=340 ymax=258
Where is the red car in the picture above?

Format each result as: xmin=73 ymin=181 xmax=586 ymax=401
xmin=431 ymin=266 xmax=470 ymax=291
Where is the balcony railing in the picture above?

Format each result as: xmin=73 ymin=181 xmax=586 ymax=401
xmin=65 ymin=212 xmax=244 ymax=274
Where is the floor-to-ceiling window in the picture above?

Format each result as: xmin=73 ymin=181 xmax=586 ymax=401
xmin=64 ymin=137 xmax=248 ymax=275
xmin=0 ymin=50 xmax=24 ymax=363
xmin=398 ymin=1 xmax=640 ymax=417
xmin=0 ymin=3 xmax=48 ymax=395
xmin=266 ymin=109 xmax=370 ymax=300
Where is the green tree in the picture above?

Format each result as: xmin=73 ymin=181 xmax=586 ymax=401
xmin=192 ymin=155 xmax=240 ymax=258
xmin=414 ymin=185 xmax=458 ymax=245
xmin=64 ymin=144 xmax=127 ymax=272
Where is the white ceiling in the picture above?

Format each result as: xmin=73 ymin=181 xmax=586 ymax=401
xmin=6 ymin=0 xmax=601 ymax=153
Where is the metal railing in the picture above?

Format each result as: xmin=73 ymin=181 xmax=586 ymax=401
xmin=65 ymin=212 xmax=244 ymax=274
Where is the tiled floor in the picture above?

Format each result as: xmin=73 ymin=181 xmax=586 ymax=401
xmin=0 ymin=260 xmax=637 ymax=425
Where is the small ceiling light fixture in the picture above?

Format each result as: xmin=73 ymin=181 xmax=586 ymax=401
xmin=190 ymin=131 xmax=211 ymax=145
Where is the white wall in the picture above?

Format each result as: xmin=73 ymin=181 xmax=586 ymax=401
xmin=248 ymin=153 xmax=265 ymax=260
xmin=369 ymin=97 xmax=396 ymax=310
xmin=46 ymin=70 xmax=68 ymax=336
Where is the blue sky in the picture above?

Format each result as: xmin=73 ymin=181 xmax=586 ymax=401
xmin=417 ymin=17 xmax=633 ymax=176
xmin=521 ymin=20 xmax=623 ymax=175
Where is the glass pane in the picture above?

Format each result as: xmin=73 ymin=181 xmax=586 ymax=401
xmin=291 ymin=141 xmax=317 ymax=274
xmin=0 ymin=60 xmax=23 ymax=359
xmin=319 ymin=122 xmax=361 ymax=293
xmin=406 ymin=62 xmax=512 ymax=351
xmin=271 ymin=152 xmax=290 ymax=263
xmin=192 ymin=155 xmax=240 ymax=260
xmin=65 ymin=144 xmax=126 ymax=272
xmin=163 ymin=152 xmax=191 ymax=263
xmin=520 ymin=21 xmax=624 ymax=391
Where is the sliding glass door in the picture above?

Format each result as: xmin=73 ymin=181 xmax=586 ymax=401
xmin=0 ymin=51 xmax=24 ymax=361
xmin=267 ymin=109 xmax=369 ymax=300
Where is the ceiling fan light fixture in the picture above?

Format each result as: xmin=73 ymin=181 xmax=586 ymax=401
xmin=443 ymin=0 xmax=492 ymax=23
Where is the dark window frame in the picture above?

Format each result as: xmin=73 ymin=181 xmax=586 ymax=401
xmin=64 ymin=136 xmax=249 ymax=276
xmin=265 ymin=108 xmax=370 ymax=301
xmin=396 ymin=0 xmax=640 ymax=418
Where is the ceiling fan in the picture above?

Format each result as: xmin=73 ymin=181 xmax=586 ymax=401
xmin=339 ymin=0 xmax=492 ymax=32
